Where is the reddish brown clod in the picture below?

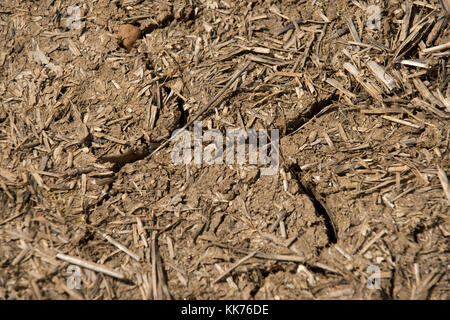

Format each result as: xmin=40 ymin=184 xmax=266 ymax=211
xmin=118 ymin=24 xmax=141 ymax=50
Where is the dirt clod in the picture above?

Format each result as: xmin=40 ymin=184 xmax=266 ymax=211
xmin=118 ymin=24 xmax=141 ymax=50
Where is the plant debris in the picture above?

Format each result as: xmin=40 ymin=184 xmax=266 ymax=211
xmin=0 ymin=0 xmax=448 ymax=300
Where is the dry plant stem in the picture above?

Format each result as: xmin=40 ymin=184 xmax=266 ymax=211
xmin=436 ymin=166 xmax=450 ymax=203
xmin=56 ymin=253 xmax=127 ymax=280
xmin=97 ymin=230 xmax=140 ymax=261
xmin=198 ymin=235 xmax=307 ymax=263
xmin=213 ymin=251 xmax=257 ymax=284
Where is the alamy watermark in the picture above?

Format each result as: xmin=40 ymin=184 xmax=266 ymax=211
xmin=366 ymin=5 xmax=381 ymax=30
xmin=171 ymin=121 xmax=279 ymax=175
xmin=366 ymin=264 xmax=381 ymax=290
xmin=66 ymin=265 xmax=81 ymax=290
xmin=66 ymin=5 xmax=82 ymax=30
